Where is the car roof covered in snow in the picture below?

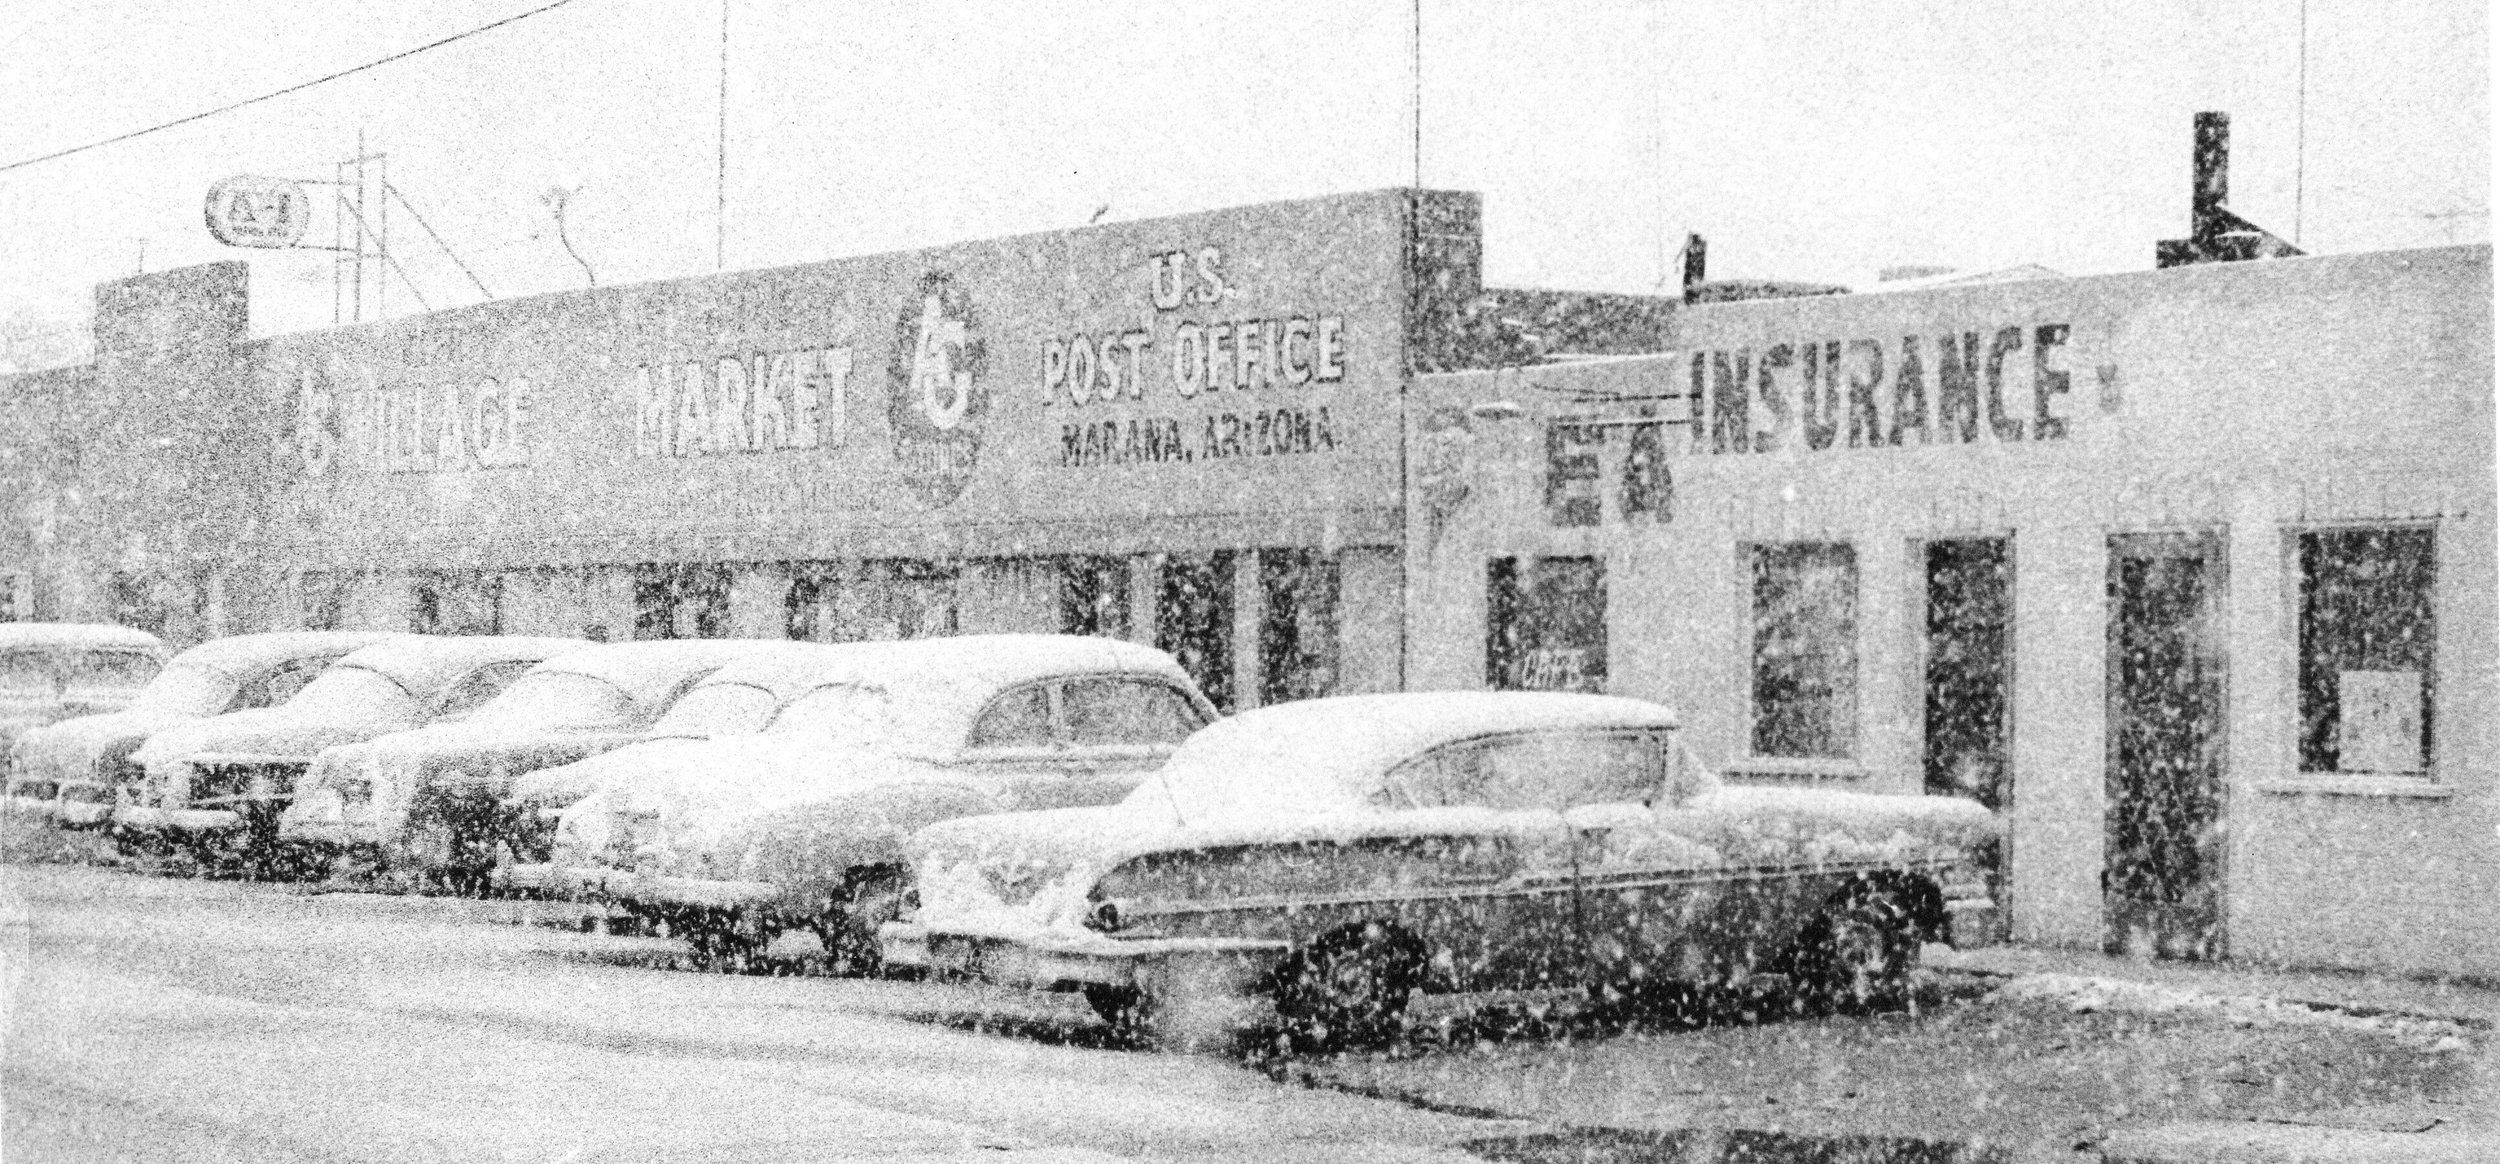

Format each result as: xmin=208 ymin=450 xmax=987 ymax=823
xmin=793 ymin=634 xmax=1199 ymax=747
xmin=331 ymin=635 xmax=591 ymax=698
xmin=679 ymin=641 xmax=888 ymax=699
xmin=524 ymin=639 xmax=804 ymax=709
xmin=171 ymin=631 xmax=405 ymax=677
xmin=0 ymin=623 xmax=169 ymax=655
xmin=1153 ymin=692 xmax=1678 ymax=814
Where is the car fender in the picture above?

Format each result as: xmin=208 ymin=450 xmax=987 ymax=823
xmin=733 ymin=782 xmax=1008 ymax=903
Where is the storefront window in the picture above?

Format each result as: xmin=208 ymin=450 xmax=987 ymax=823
xmin=2297 ymin=527 xmax=2435 ymax=775
xmin=300 ymin=570 xmax=353 ymax=631
xmin=1750 ymin=542 xmax=1858 ymax=760
xmin=633 ymin=563 xmax=730 ymax=640
xmin=784 ymin=561 xmax=842 ymax=642
xmin=1259 ymin=548 xmax=1340 ymax=704
xmin=1485 ymin=556 xmax=1606 ymax=693
xmin=1544 ymin=422 xmax=1605 ymax=527
xmin=1157 ymin=552 xmax=1235 ymax=712
xmin=1058 ymin=556 xmax=1131 ymax=639
xmin=413 ymin=570 xmax=504 ymax=635
xmin=864 ymin=559 xmax=958 ymax=640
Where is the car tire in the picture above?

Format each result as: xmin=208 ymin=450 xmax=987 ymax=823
xmin=1796 ymin=884 xmax=1917 ymax=1012
xmin=1273 ymin=921 xmax=1427 ymax=1052
xmin=813 ymin=867 xmax=907 ymax=978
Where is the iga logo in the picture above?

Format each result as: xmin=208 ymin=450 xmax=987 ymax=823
xmin=887 ymin=271 xmax=987 ymax=506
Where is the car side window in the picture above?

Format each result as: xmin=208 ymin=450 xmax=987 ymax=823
xmin=1381 ymin=730 xmax=1666 ymax=812
xmin=968 ymin=684 xmax=1056 ymax=749
xmin=1062 ymin=678 xmax=1206 ymax=747
xmin=235 ymin=657 xmax=330 ymax=710
xmin=434 ymin=660 xmax=537 ymax=720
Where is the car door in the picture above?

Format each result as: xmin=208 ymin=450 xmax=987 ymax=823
xmin=1569 ymin=732 xmax=1794 ymax=990
xmin=1374 ymin=736 xmax=1580 ymax=994
xmin=1055 ymin=676 xmax=1211 ymax=805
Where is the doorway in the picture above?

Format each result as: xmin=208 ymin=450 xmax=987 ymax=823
xmin=2104 ymin=531 xmax=2228 ymax=961
xmin=1922 ymin=538 xmax=2012 ymax=939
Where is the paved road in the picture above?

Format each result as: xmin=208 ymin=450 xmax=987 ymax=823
xmin=1 ymin=864 xmax=1505 ymax=1164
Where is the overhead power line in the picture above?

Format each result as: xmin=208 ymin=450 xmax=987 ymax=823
xmin=0 ymin=0 xmax=584 ymax=176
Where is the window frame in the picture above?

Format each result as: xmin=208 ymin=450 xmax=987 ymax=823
xmin=1377 ymin=727 xmax=1671 ymax=813
xmin=1057 ymin=675 xmax=1212 ymax=750
xmin=964 ymin=679 xmax=1065 ymax=753
xmin=2277 ymin=520 xmax=2442 ymax=786
xmin=1740 ymin=540 xmax=1862 ymax=766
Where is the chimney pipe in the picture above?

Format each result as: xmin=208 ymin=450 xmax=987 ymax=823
xmin=2192 ymin=111 xmax=2229 ymax=240
xmin=1681 ymin=233 xmax=1707 ymax=301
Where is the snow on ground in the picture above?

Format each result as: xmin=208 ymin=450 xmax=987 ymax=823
xmin=1989 ymin=972 xmax=2474 ymax=1051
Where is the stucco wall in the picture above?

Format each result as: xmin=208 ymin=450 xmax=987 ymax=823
xmin=1410 ymin=245 xmax=2496 ymax=978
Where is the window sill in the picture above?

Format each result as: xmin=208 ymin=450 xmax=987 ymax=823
xmin=2251 ymin=777 xmax=2455 ymax=800
xmin=1722 ymin=758 xmax=1869 ymax=781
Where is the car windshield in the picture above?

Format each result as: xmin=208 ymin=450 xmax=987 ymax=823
xmin=645 ymin=683 xmax=777 ymax=738
xmin=465 ymin=671 xmax=638 ymax=729
xmin=279 ymin=665 xmax=418 ymax=721
xmin=765 ymin=683 xmax=893 ymax=747
xmin=0 ymin=649 xmax=161 ymax=693
xmin=125 ymin=664 xmax=240 ymax=714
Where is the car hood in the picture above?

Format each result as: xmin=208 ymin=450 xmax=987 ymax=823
xmin=133 ymin=707 xmax=403 ymax=769
xmin=292 ymin=723 xmax=642 ymax=831
xmin=11 ymin=708 xmax=194 ymax=784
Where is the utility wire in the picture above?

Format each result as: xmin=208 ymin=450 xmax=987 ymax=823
xmin=0 ymin=0 xmax=584 ymax=176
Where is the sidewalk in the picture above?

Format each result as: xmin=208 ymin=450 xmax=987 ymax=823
xmin=1929 ymin=943 xmax=2498 ymax=1163
xmin=1929 ymin=942 xmax=2500 ymax=1028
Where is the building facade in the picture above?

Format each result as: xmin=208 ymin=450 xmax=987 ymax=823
xmin=7 ymin=189 xmax=1588 ymax=712
xmin=1408 ymin=245 xmax=2497 ymax=978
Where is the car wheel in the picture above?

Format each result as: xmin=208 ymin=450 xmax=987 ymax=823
xmin=1798 ymin=885 xmax=1917 ymax=1012
xmin=1273 ymin=922 xmax=1427 ymax=1052
xmin=814 ymin=868 xmax=907 ymax=977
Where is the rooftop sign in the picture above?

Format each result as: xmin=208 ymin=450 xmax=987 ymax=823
xmin=204 ymin=175 xmax=311 ymax=249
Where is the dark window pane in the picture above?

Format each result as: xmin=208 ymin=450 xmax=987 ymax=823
xmin=1259 ymin=548 xmax=1340 ymax=704
xmin=969 ymin=685 xmax=1054 ymax=748
xmin=1064 ymin=679 xmax=1201 ymax=746
xmin=2298 ymin=528 xmax=2435 ymax=773
xmin=1751 ymin=543 xmax=1858 ymax=759
xmin=1058 ymin=556 xmax=1131 ymax=639
xmin=1156 ymin=552 xmax=1235 ymax=712
xmin=1486 ymin=557 xmax=1606 ymax=693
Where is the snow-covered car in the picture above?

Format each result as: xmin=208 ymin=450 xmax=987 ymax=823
xmin=278 ymin=639 xmax=808 ymax=888
xmin=495 ymin=641 xmax=882 ymax=871
xmin=521 ymin=635 xmax=1216 ymax=969
xmin=114 ymin=634 xmax=588 ymax=870
xmin=5 ymin=631 xmax=398 ymax=826
xmin=1 ymin=623 xmax=169 ymax=804
xmin=882 ymin=693 xmax=2003 ymax=1049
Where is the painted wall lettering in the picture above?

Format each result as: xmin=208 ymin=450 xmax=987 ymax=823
xmin=1037 ymin=244 xmax=1351 ymax=437
xmin=633 ymin=345 xmax=850 ymax=458
xmin=285 ymin=360 xmax=534 ymax=475
xmin=1678 ymin=324 xmax=2087 ymax=458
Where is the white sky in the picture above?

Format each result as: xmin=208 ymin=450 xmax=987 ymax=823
xmin=0 ymin=0 xmax=2486 ymax=351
